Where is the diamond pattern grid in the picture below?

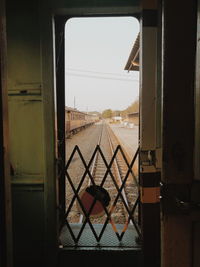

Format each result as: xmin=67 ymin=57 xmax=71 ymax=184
xmin=64 ymin=145 xmax=140 ymax=245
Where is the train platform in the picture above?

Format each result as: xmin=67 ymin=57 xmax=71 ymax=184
xmin=109 ymin=123 xmax=139 ymax=159
xmin=108 ymin=123 xmax=139 ymax=175
xmin=59 ymin=224 xmax=143 ymax=267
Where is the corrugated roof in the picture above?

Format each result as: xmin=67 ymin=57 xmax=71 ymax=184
xmin=124 ymin=33 xmax=140 ymax=71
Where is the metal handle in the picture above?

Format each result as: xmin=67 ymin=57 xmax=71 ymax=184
xmin=175 ymin=197 xmax=200 ymax=212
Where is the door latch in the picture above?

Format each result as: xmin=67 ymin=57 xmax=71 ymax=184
xmin=161 ymin=181 xmax=200 ymax=215
xmin=174 ymin=197 xmax=200 ymax=213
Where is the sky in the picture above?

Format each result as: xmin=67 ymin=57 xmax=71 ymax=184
xmin=65 ymin=17 xmax=139 ymax=113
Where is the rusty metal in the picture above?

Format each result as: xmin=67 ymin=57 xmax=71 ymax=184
xmin=140 ymin=186 xmax=160 ymax=203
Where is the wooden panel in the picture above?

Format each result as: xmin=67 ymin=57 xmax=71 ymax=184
xmin=162 ymin=0 xmax=196 ymax=184
xmin=193 ymin=222 xmax=200 ymax=267
xmin=162 ymin=1 xmax=197 ymax=267
xmin=162 ymin=216 xmax=191 ymax=267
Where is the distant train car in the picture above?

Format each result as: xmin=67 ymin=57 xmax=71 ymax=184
xmin=65 ymin=107 xmax=98 ymax=137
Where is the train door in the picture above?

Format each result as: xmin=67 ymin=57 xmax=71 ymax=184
xmin=52 ymin=4 xmax=165 ymax=266
xmin=161 ymin=1 xmax=199 ymax=266
xmin=53 ymin=9 xmax=162 ymax=267
xmin=55 ymin=15 xmax=142 ymax=262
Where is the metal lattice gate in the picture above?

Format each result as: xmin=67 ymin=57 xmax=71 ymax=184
xmin=60 ymin=145 xmax=140 ymax=247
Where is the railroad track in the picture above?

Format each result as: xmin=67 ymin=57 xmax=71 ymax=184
xmin=65 ymin=120 xmax=140 ymax=241
xmin=106 ymin=124 xmax=139 ymax=221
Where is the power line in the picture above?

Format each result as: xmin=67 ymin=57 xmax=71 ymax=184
xmin=66 ymin=72 xmax=139 ymax=82
xmin=66 ymin=67 xmax=137 ymax=78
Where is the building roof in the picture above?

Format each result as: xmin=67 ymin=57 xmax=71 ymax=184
xmin=124 ymin=33 xmax=140 ymax=71
xmin=127 ymin=112 xmax=139 ymax=117
xmin=65 ymin=106 xmax=87 ymax=115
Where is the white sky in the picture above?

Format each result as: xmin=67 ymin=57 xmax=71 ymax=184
xmin=65 ymin=17 xmax=139 ymax=113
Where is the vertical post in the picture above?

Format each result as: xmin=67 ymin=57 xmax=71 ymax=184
xmin=40 ymin=5 xmax=58 ymax=266
xmin=140 ymin=0 xmax=160 ymax=266
xmin=0 ymin=0 xmax=12 ymax=265
xmin=195 ymin=0 xmax=200 ymax=182
xmin=55 ymin=16 xmax=67 ymax=225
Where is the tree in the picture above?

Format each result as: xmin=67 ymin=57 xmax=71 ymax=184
xmin=121 ymin=99 xmax=139 ymax=117
xmin=113 ymin=110 xmax=121 ymax=117
xmin=102 ymin=109 xmax=113 ymax=118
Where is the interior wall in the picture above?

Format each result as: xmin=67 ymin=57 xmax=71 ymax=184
xmin=6 ymin=0 xmax=141 ymax=266
xmin=7 ymin=1 xmax=44 ymax=176
xmin=6 ymin=1 xmax=45 ymax=266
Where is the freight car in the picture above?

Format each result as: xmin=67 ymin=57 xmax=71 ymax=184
xmin=65 ymin=106 xmax=99 ymax=137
